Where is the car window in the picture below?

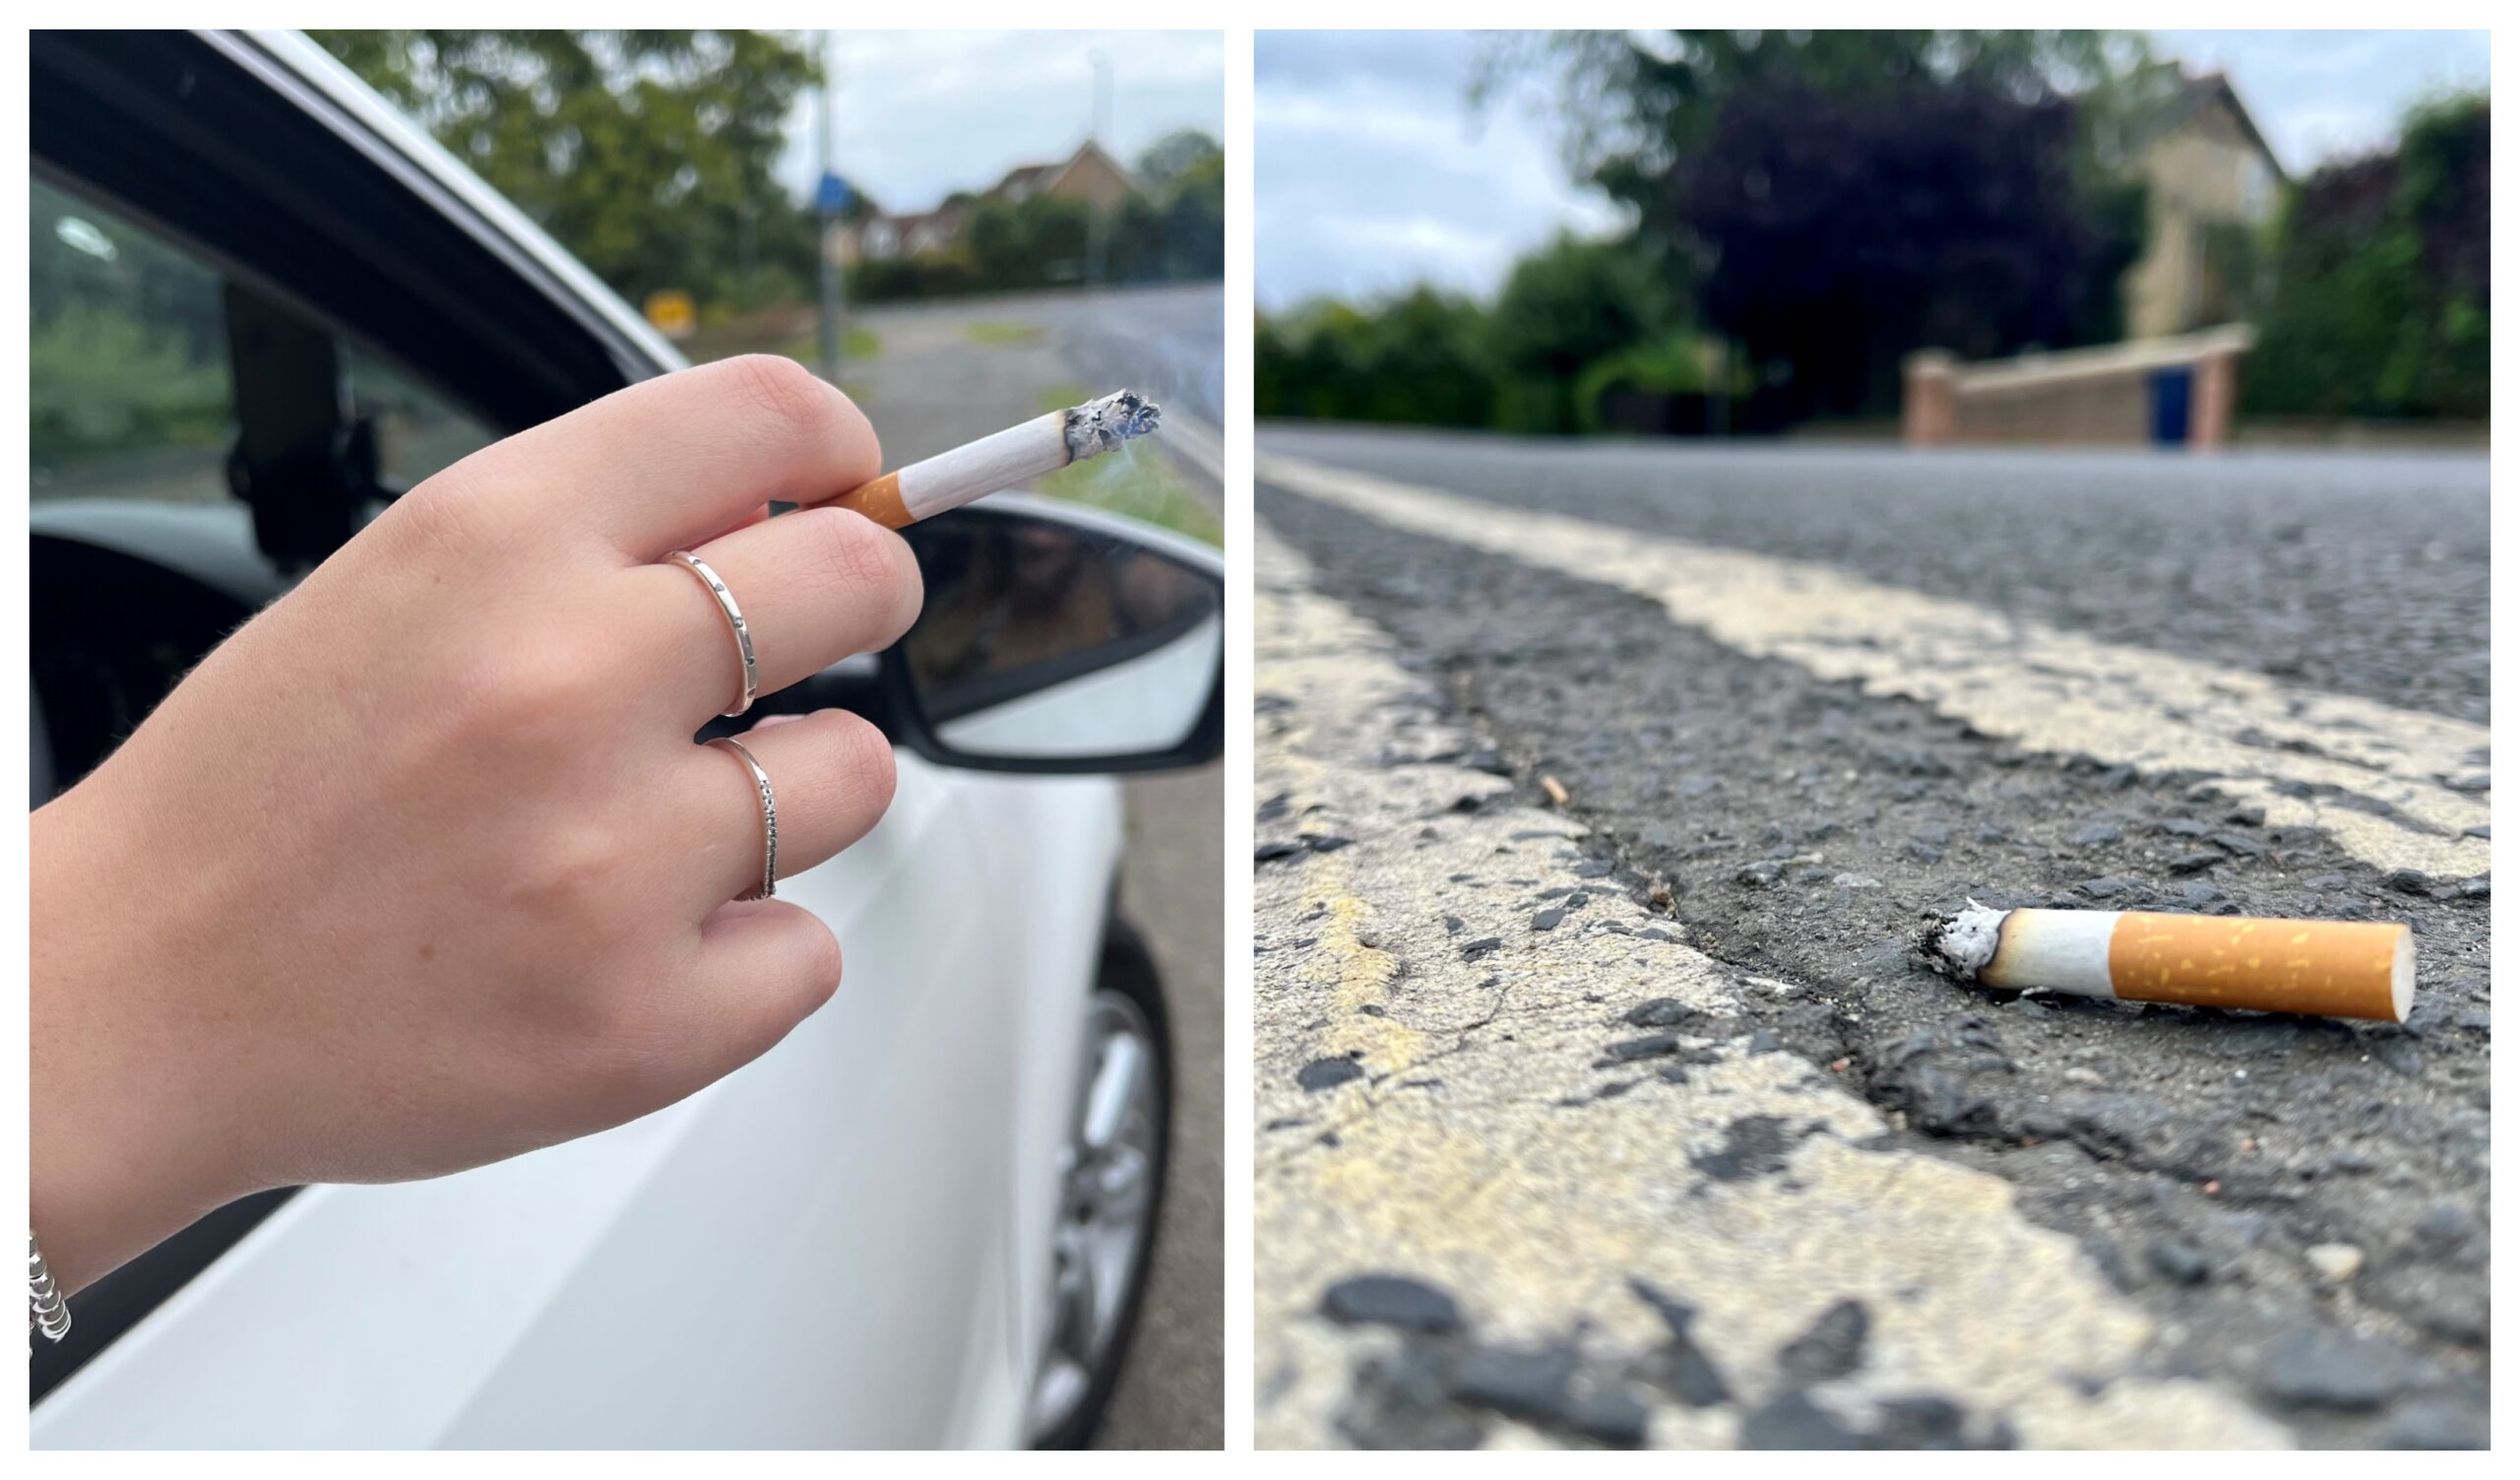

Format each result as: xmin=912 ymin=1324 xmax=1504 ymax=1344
xmin=30 ymin=177 xmax=495 ymax=506
xmin=30 ymin=178 xmax=233 ymax=505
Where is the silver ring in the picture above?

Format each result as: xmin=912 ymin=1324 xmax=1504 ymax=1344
xmin=710 ymin=737 xmax=778 ymax=901
xmin=666 ymin=549 xmax=757 ymax=718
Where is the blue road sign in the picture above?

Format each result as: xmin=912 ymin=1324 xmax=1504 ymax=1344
xmin=816 ymin=172 xmax=852 ymax=215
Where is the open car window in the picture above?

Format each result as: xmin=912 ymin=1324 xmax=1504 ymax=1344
xmin=32 ymin=177 xmax=498 ymax=516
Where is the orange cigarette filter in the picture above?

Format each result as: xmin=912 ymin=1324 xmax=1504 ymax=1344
xmin=1924 ymin=906 xmax=2414 ymax=1023
xmin=818 ymin=389 xmax=1159 ymax=530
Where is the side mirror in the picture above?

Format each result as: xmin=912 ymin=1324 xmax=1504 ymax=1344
xmin=884 ymin=494 xmax=1223 ymax=775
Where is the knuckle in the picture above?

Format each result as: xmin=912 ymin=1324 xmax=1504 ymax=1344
xmin=787 ymin=710 xmax=894 ymax=830
xmin=795 ymin=508 xmax=921 ymax=616
xmin=718 ymin=354 xmax=836 ymax=444
xmin=825 ymin=711 xmax=898 ymax=813
xmin=381 ymin=461 xmax=506 ymax=560
xmin=509 ymin=822 xmax=640 ymax=934
xmin=450 ymin=640 xmax=612 ymax=740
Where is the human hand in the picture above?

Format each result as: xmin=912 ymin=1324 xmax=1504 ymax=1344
xmin=32 ymin=356 xmax=921 ymax=1293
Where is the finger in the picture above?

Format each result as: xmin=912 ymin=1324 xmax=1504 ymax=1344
xmin=625 ymin=506 xmax=923 ymax=724
xmin=683 ymin=709 xmax=896 ymax=908
xmin=676 ymin=899 xmax=846 ymax=1080
xmin=459 ymin=356 xmax=881 ymax=557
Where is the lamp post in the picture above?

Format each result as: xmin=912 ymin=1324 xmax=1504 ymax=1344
xmin=1084 ymin=51 xmax=1111 ymax=288
xmin=815 ymin=31 xmax=844 ymax=382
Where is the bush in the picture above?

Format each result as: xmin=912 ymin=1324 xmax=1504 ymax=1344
xmin=2245 ymin=94 xmax=2488 ymax=420
xmin=1257 ymin=289 xmax=1493 ymax=427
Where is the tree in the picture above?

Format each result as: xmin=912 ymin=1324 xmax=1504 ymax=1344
xmin=1483 ymin=233 xmax=1675 ymax=431
xmin=1256 ymin=290 xmax=1491 ymax=428
xmin=1134 ymin=129 xmax=1223 ymax=195
xmin=1114 ymin=139 xmax=1224 ymax=284
xmin=1674 ymin=82 xmax=2146 ymax=418
xmin=1489 ymin=30 xmax=2165 ymax=418
xmin=310 ymin=31 xmax=822 ymax=311
xmin=1498 ymin=31 xmax=2175 ymax=242
xmin=2245 ymin=94 xmax=2489 ymax=420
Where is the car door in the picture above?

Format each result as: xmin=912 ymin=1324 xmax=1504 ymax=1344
xmin=30 ymin=29 xmax=1105 ymax=1447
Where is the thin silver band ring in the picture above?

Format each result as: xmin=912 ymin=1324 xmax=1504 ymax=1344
xmin=665 ymin=549 xmax=758 ymax=718
xmin=710 ymin=737 xmax=779 ymax=901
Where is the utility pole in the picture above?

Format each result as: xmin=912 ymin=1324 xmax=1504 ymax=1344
xmin=1083 ymin=51 xmax=1111 ymax=288
xmin=815 ymin=31 xmax=843 ymax=383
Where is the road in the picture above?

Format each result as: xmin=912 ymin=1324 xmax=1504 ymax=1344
xmin=833 ymin=285 xmax=1222 ymax=1448
xmin=1253 ymin=425 xmax=2488 ymax=1449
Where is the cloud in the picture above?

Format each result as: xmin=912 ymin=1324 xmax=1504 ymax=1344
xmin=1255 ymin=30 xmax=1624 ymax=308
xmin=2152 ymin=30 xmax=2489 ymax=173
xmin=1255 ymin=29 xmax=2491 ymax=308
xmin=773 ymin=30 xmax=1224 ymax=216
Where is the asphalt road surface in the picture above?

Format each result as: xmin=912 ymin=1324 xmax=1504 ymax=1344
xmin=1254 ymin=425 xmax=2488 ymax=1450
xmin=837 ymin=288 xmax=1223 ymax=1448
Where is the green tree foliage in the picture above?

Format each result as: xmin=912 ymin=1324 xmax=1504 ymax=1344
xmin=1485 ymin=233 xmax=1675 ymax=431
xmin=1135 ymin=128 xmax=1222 ymax=194
xmin=1255 ymin=236 xmax=1700 ymax=433
xmin=1114 ymin=139 xmax=1227 ymax=284
xmin=1502 ymin=30 xmax=2176 ymax=243
xmin=30 ymin=180 xmax=232 ymax=466
xmin=1487 ymin=30 xmax=2163 ymax=417
xmin=1673 ymin=82 xmax=2148 ymax=418
xmin=2245 ymin=94 xmax=2489 ymax=420
xmin=1256 ymin=289 xmax=1493 ymax=427
xmin=309 ymin=30 xmax=824 ymax=312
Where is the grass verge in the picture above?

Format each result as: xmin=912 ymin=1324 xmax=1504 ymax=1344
xmin=963 ymin=321 xmax=1047 ymax=347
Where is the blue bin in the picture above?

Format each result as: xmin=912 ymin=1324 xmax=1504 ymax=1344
xmin=2149 ymin=366 xmax=2193 ymax=445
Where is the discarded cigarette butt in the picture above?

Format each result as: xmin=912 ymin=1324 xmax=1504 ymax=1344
xmin=1920 ymin=905 xmax=2413 ymax=1023
xmin=1541 ymin=775 xmax=1570 ymax=806
xmin=818 ymin=388 xmax=1161 ymax=529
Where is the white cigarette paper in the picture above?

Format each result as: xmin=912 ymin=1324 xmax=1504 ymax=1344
xmin=822 ymin=389 xmax=1160 ymax=529
xmin=1922 ymin=904 xmax=2414 ymax=1022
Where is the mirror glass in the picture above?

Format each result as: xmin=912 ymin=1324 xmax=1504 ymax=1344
xmin=903 ymin=510 xmax=1222 ymax=762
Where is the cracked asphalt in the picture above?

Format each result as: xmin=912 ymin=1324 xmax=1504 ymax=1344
xmin=1252 ymin=426 xmax=2488 ymax=1450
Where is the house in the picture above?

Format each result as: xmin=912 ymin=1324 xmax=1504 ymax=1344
xmin=2119 ymin=71 xmax=2287 ymax=340
xmin=836 ymin=140 xmax=1137 ymax=266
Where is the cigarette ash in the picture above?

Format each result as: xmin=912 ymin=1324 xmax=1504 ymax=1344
xmin=1063 ymin=388 xmax=1162 ymax=461
xmin=1916 ymin=902 xmax=2008 ymax=983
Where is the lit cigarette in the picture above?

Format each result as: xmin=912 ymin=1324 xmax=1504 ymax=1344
xmin=818 ymin=388 xmax=1160 ymax=529
xmin=1921 ymin=905 xmax=2414 ymax=1023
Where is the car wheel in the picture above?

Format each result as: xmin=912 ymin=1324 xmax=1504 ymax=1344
xmin=1026 ymin=918 xmax=1172 ymax=1448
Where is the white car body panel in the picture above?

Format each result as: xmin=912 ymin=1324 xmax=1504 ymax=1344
xmin=33 ymin=33 xmax=1158 ymax=1446
xmin=34 ymin=758 xmax=1123 ymax=1448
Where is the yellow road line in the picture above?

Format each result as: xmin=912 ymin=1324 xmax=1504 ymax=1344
xmin=1260 ymin=452 xmax=2488 ymax=879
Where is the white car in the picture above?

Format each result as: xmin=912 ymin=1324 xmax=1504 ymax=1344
xmin=29 ymin=30 xmax=1221 ymax=1448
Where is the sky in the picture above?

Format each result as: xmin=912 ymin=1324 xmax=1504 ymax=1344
xmin=1254 ymin=29 xmax=2490 ymax=310
xmin=774 ymin=30 xmax=1224 ymax=218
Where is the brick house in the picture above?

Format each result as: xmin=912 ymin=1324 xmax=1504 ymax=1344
xmin=838 ymin=140 xmax=1137 ymax=265
xmin=2119 ymin=71 xmax=2287 ymax=340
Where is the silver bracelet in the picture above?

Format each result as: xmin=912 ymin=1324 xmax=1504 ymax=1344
xmin=30 ymin=1231 xmax=70 ymax=1343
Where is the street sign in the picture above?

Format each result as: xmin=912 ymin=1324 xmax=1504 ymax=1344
xmin=643 ymin=290 xmax=696 ymax=340
xmin=815 ymin=172 xmax=852 ymax=216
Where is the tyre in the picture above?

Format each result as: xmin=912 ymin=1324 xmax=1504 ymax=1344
xmin=1026 ymin=917 xmax=1172 ymax=1448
